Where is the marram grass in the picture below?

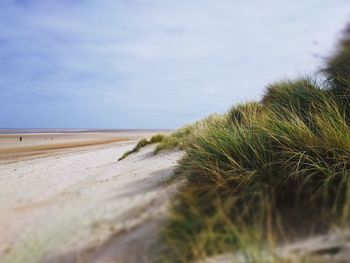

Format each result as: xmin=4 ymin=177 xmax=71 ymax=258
xmin=120 ymin=26 xmax=350 ymax=263
xmin=157 ymin=84 xmax=350 ymax=262
xmin=118 ymin=134 xmax=165 ymax=161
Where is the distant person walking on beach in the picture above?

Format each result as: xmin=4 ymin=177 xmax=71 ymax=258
xmin=19 ymin=136 xmax=22 ymax=142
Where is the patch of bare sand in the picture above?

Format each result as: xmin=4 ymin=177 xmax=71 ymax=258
xmin=198 ymin=230 xmax=350 ymax=263
xmin=0 ymin=141 xmax=183 ymax=263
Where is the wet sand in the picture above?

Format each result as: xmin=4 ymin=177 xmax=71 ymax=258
xmin=0 ymin=130 xmax=169 ymax=163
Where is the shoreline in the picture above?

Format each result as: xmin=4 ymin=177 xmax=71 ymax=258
xmin=0 ymin=128 xmax=173 ymax=134
xmin=0 ymin=130 xmax=169 ymax=164
xmin=0 ymin=139 xmax=129 ymax=165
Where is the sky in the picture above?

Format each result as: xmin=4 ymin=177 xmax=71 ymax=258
xmin=1 ymin=0 xmax=350 ymax=129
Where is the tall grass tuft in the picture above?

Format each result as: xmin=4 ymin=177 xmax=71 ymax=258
xmin=228 ymin=102 xmax=263 ymax=125
xmin=261 ymin=79 xmax=330 ymax=123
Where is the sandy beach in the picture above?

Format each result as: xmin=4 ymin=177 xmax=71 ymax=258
xmin=0 ymin=130 xmax=169 ymax=163
xmin=2 ymin=135 xmax=350 ymax=263
xmin=0 ymin=131 xmax=182 ymax=263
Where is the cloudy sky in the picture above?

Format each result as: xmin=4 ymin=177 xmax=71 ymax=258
xmin=1 ymin=0 xmax=350 ymax=129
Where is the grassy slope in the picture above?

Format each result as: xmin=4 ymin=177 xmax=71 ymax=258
xmin=154 ymin=26 xmax=350 ymax=263
xmin=118 ymin=26 xmax=350 ymax=262
xmin=158 ymin=85 xmax=350 ymax=262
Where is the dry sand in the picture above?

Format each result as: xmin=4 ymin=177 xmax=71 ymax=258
xmin=199 ymin=231 xmax=350 ymax=263
xmin=0 ymin=131 xmax=183 ymax=263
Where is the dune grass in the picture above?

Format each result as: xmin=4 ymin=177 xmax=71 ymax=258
xmin=119 ymin=114 xmax=225 ymax=160
xmin=118 ymin=134 xmax=165 ymax=161
xmin=158 ymin=92 xmax=350 ymax=261
xmin=154 ymin=114 xmax=226 ymax=154
xmin=116 ymin=25 xmax=350 ymax=262
xmin=153 ymin=26 xmax=350 ymax=263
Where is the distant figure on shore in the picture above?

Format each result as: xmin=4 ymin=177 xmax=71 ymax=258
xmin=20 ymin=136 xmax=22 ymax=142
